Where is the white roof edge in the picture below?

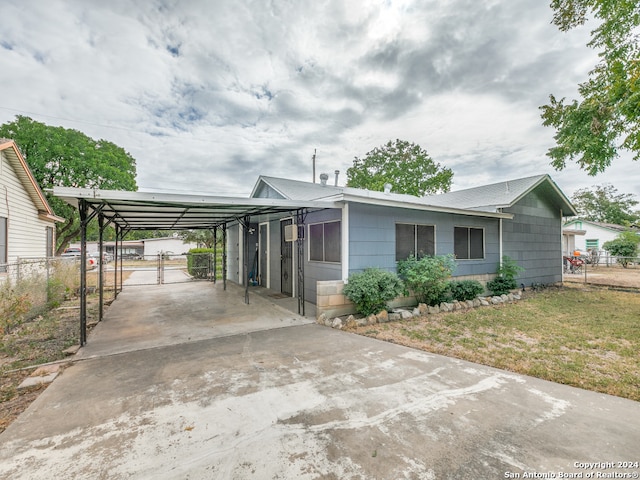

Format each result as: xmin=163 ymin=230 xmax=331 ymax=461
xmin=339 ymin=194 xmax=514 ymax=219
xmin=52 ymin=186 xmax=340 ymax=209
xmin=249 ymin=176 xmax=290 ymax=199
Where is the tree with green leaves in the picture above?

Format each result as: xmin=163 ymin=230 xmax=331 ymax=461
xmin=603 ymin=231 xmax=640 ymax=267
xmin=540 ymin=1 xmax=640 ymax=175
xmin=0 ymin=116 xmax=137 ymax=254
xmin=179 ymin=230 xmax=219 ymax=249
xmin=346 ymin=139 xmax=453 ymax=196
xmin=571 ymin=184 xmax=639 ymax=225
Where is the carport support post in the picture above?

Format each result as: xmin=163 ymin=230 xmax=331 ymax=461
xmin=212 ymin=226 xmax=217 ymax=283
xmin=98 ymin=213 xmax=104 ymax=322
xmin=79 ymin=199 xmax=88 ymax=346
xmin=114 ymin=224 xmax=120 ymax=298
xmin=222 ymin=224 xmax=227 ymax=291
xmin=243 ymin=216 xmax=250 ymax=304
xmin=296 ymin=209 xmax=306 ymax=316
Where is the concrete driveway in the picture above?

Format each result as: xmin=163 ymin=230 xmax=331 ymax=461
xmin=1 ymin=282 xmax=638 ymax=479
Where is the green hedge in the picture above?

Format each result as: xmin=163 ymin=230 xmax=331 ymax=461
xmin=187 ymin=248 xmax=215 ymax=279
xmin=343 ymin=268 xmax=404 ymax=316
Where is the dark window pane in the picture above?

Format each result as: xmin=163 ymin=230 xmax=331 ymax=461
xmin=395 ymin=224 xmax=415 ymax=261
xmin=309 ymin=223 xmax=324 ymax=261
xmin=469 ymin=228 xmax=484 ymax=259
xmin=454 ymin=227 xmax=468 ymax=259
xmin=416 ymin=225 xmax=435 ymax=257
xmin=324 ymin=221 xmax=341 ymax=262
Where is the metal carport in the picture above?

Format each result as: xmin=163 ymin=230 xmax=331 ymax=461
xmin=53 ymin=187 xmax=337 ymax=346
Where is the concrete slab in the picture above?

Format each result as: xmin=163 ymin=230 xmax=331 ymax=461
xmin=1 ymin=281 xmax=639 ymax=479
xmin=77 ymin=281 xmax=314 ymax=359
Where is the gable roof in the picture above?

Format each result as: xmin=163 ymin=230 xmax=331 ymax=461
xmin=252 ymin=176 xmax=515 ymax=219
xmin=422 ymin=174 xmax=577 ymax=215
xmin=252 ymin=173 xmax=577 ymax=218
xmin=563 ymin=219 xmax=630 ymax=233
xmin=0 ymin=139 xmax=62 ymax=223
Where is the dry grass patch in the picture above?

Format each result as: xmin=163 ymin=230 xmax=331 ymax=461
xmin=349 ymin=285 xmax=640 ymax=401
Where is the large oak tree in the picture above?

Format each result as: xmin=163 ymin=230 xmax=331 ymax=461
xmin=0 ymin=116 xmax=137 ymax=254
xmin=541 ymin=0 xmax=640 ymax=174
xmin=346 ymin=139 xmax=453 ymax=196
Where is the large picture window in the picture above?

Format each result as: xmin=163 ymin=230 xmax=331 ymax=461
xmin=454 ymin=226 xmax=484 ymax=259
xmin=396 ymin=223 xmax=435 ymax=260
xmin=309 ymin=220 xmax=341 ymax=262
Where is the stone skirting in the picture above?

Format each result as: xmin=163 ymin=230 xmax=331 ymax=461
xmin=315 ymin=275 xmax=497 ymax=319
xmin=316 ymin=279 xmax=417 ymax=319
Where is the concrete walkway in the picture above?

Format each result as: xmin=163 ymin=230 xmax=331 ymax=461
xmin=1 ymin=281 xmax=639 ymax=479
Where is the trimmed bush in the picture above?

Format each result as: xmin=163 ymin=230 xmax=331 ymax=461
xmin=448 ymin=280 xmax=483 ymax=301
xmin=187 ymin=248 xmax=214 ymax=279
xmin=343 ymin=268 xmax=404 ymax=316
xmin=487 ymin=256 xmax=523 ymax=295
xmin=397 ymin=254 xmax=456 ymax=306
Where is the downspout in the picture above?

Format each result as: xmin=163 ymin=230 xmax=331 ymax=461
xmin=341 ymin=203 xmax=349 ymax=282
xmin=499 ymin=210 xmax=503 ymax=268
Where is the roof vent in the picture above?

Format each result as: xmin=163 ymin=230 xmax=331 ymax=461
xmin=319 ymin=173 xmax=329 ymax=186
xmin=383 ymin=183 xmax=392 ymax=194
xmin=334 ymin=170 xmax=340 ymax=186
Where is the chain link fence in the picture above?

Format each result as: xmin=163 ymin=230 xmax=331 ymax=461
xmin=563 ymin=253 xmax=640 ymax=288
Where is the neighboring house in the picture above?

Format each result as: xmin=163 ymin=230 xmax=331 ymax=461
xmin=227 ymin=173 xmax=576 ymax=316
xmin=69 ymin=237 xmax=198 ymax=258
xmin=562 ymin=219 xmax=629 ymax=254
xmin=0 ymin=139 xmax=61 ymax=272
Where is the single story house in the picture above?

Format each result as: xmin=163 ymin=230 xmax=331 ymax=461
xmin=70 ymin=237 xmax=199 ymax=259
xmin=0 ymin=139 xmax=61 ymax=273
xmin=562 ymin=219 xmax=629 ymax=254
xmin=226 ymin=173 xmax=577 ymax=317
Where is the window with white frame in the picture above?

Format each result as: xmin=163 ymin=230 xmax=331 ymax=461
xmin=396 ymin=223 xmax=435 ymax=260
xmin=309 ymin=220 xmax=341 ymax=262
xmin=454 ymin=226 xmax=484 ymax=259
xmin=585 ymin=239 xmax=599 ymax=251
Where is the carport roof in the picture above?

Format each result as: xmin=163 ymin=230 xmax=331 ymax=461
xmin=52 ymin=186 xmax=339 ymax=231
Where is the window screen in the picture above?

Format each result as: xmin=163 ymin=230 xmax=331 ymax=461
xmin=396 ymin=224 xmax=435 ymax=260
xmin=454 ymin=226 xmax=484 ymax=259
xmin=309 ymin=221 xmax=341 ymax=263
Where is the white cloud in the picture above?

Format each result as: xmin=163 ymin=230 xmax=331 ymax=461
xmin=0 ymin=0 xmax=636 ymax=201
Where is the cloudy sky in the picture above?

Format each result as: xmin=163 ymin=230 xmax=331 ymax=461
xmin=1 ymin=0 xmax=637 ymax=201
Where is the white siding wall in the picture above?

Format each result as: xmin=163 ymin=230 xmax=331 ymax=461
xmin=0 ymin=151 xmax=54 ymax=262
xmin=565 ymin=222 xmax=620 ymax=252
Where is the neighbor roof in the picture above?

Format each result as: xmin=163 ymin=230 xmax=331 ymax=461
xmin=564 ymin=219 xmax=630 ymax=232
xmin=0 ymin=139 xmax=62 ymax=223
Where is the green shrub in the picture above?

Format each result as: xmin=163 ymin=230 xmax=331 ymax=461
xmin=486 ymin=276 xmax=516 ymax=296
xmin=487 ymin=256 xmax=523 ymax=295
xmin=187 ymin=248 xmax=214 ymax=279
xmin=397 ymin=254 xmax=456 ymax=306
xmin=448 ymin=280 xmax=483 ymax=301
xmin=343 ymin=268 xmax=404 ymax=316
xmin=603 ymin=231 xmax=639 ymax=268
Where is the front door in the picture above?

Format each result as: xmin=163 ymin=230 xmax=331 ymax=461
xmin=280 ymin=219 xmax=293 ymax=296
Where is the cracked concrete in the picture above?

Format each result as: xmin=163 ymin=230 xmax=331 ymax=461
xmin=1 ymin=281 xmax=638 ymax=479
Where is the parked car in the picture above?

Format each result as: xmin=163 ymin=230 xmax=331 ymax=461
xmin=60 ymin=247 xmax=97 ymax=269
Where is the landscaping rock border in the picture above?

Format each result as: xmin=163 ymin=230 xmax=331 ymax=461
xmin=316 ymin=292 xmax=522 ymax=330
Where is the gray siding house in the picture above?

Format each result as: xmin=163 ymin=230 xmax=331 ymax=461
xmin=227 ymin=174 xmax=576 ymax=317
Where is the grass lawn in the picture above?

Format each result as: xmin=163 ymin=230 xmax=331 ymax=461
xmin=348 ymin=284 xmax=640 ymax=402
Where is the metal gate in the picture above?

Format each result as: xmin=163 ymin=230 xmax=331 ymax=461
xmin=111 ymin=252 xmax=216 ymax=287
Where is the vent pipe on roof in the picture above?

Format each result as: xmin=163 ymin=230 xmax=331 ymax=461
xmin=334 ymin=170 xmax=340 ymax=186
xmin=384 ymin=183 xmax=392 ymax=194
xmin=319 ymin=173 xmax=329 ymax=186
